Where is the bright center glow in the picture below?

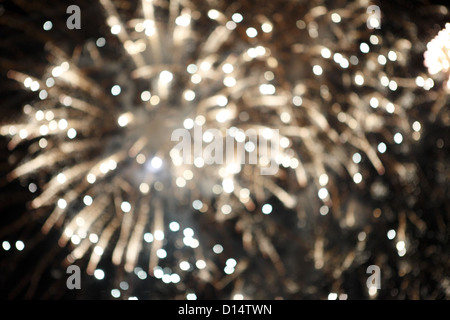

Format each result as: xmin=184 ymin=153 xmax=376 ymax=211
xmin=232 ymin=13 xmax=243 ymax=23
xmin=118 ymin=114 xmax=129 ymax=127
xmin=111 ymin=85 xmax=121 ymax=96
xmin=121 ymin=201 xmax=131 ymax=213
xmin=246 ymin=27 xmax=258 ymax=38
xmin=318 ymin=188 xmax=329 ymax=200
xmin=151 ymin=156 xmax=163 ymax=170
xmin=313 ymin=65 xmax=323 ymax=75
xmin=160 ymin=70 xmax=173 ymax=83
xmin=262 ymin=204 xmax=273 ymax=214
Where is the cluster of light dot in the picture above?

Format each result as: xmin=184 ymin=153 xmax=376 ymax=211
xmin=1 ymin=0 xmax=444 ymax=300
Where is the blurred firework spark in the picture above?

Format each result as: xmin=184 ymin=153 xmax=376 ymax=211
xmin=0 ymin=0 xmax=449 ymax=299
xmin=424 ymin=22 xmax=450 ymax=90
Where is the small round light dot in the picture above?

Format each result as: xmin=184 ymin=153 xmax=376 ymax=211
xmin=293 ymin=96 xmax=303 ymax=106
xmin=353 ymin=172 xmax=363 ymax=184
xmin=196 ymin=260 xmax=206 ymax=269
xmin=111 ymin=289 xmax=120 ymax=298
xmin=121 ymin=201 xmax=131 ymax=213
xmin=377 ymin=142 xmax=387 ymax=153
xmin=183 ymin=90 xmax=195 ymax=101
xmin=352 ymin=153 xmax=362 ymax=164
xmin=360 ymin=42 xmax=370 ymax=53
xmin=183 ymin=228 xmax=194 ymax=238
xmin=180 ymin=261 xmax=190 ymax=271
xmin=396 ymin=240 xmax=405 ymax=251
xmin=370 ymin=97 xmax=379 ymax=109
xmin=169 ymin=221 xmax=180 ymax=232
xmin=67 ymin=128 xmax=77 ymax=139
xmin=30 ymin=81 xmax=40 ymax=92
xmin=225 ymin=20 xmax=237 ymax=30
xmin=57 ymin=173 xmax=67 ymax=184
xmin=87 ymin=173 xmax=96 ymax=184
xmin=89 ymin=234 xmax=99 ymax=244
xmin=386 ymin=102 xmax=395 ymax=113
xmin=296 ymin=20 xmax=306 ymax=29
xmin=94 ymin=246 xmax=104 ymax=256
xmin=111 ymin=85 xmax=121 ymax=96
xmin=141 ymin=90 xmax=151 ymax=101
xmin=156 ymin=248 xmax=167 ymax=259
xmin=160 ymin=70 xmax=173 ymax=83
xmin=370 ymin=35 xmax=379 ymax=45
xmin=15 ymin=240 xmax=25 ymax=251
xmin=176 ymin=177 xmax=186 ymax=188
xmin=83 ymin=195 xmax=93 ymax=206
xmin=415 ymin=76 xmax=425 ymax=87
xmin=222 ymin=178 xmax=234 ymax=193
xmin=213 ymin=244 xmax=223 ymax=254
xmin=120 ymin=281 xmax=129 ymax=291
xmin=246 ymin=27 xmax=258 ymax=38
xmin=151 ymin=156 xmax=162 ymax=170
xmin=39 ymin=90 xmax=48 ymax=100
xmin=187 ymin=64 xmax=197 ymax=74
xmin=331 ymin=13 xmax=341 ymax=23
xmin=259 ymin=84 xmax=275 ymax=95
xmin=175 ymin=15 xmax=190 ymax=27
xmin=2 ymin=241 xmax=11 ymax=251
xmin=171 ymin=274 xmax=181 ymax=283
xmin=232 ymin=13 xmax=243 ymax=23
xmin=57 ymin=198 xmax=67 ymax=209
xmin=319 ymin=173 xmax=329 ymax=186
xmin=389 ymin=80 xmax=398 ymax=91
xmin=223 ymin=76 xmax=236 ymax=87
xmin=137 ymin=270 xmax=148 ymax=279
xmin=394 ymin=132 xmax=403 ymax=144
xmin=111 ymin=25 xmax=121 ymax=35
xmin=358 ymin=232 xmax=366 ymax=241
xmin=261 ymin=22 xmax=273 ymax=33
xmin=312 ymin=65 xmax=323 ymax=75
xmin=355 ymin=74 xmax=364 ymax=86
xmin=71 ymin=235 xmax=81 ymax=245
xmin=328 ymin=293 xmax=338 ymax=300
xmin=221 ymin=62 xmax=235 ymax=74
xmin=183 ymin=118 xmax=194 ymax=129
xmin=143 ymin=233 xmax=153 ymax=243
xmin=368 ymin=286 xmax=378 ymax=296
xmin=321 ymin=48 xmax=331 ymax=59
xmin=320 ymin=205 xmax=329 ymax=216
xmin=96 ymin=37 xmax=106 ymax=47
xmin=28 ymin=183 xmax=38 ymax=193
xmin=226 ymin=258 xmax=237 ymax=268
xmin=318 ymin=188 xmax=329 ymax=200
xmin=221 ymin=204 xmax=232 ymax=215
xmin=388 ymin=50 xmax=397 ymax=61
xmin=216 ymin=95 xmax=228 ymax=107
xmin=207 ymin=9 xmax=219 ymax=20
xmin=378 ymin=55 xmax=387 ymax=65
xmin=43 ymin=21 xmax=53 ymax=31
xmin=154 ymin=230 xmax=164 ymax=241
xmin=94 ymin=269 xmax=105 ymax=280
xmin=387 ymin=229 xmax=396 ymax=240
xmin=186 ymin=293 xmax=197 ymax=300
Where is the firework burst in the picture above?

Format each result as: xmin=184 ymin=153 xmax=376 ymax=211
xmin=0 ymin=0 xmax=449 ymax=299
